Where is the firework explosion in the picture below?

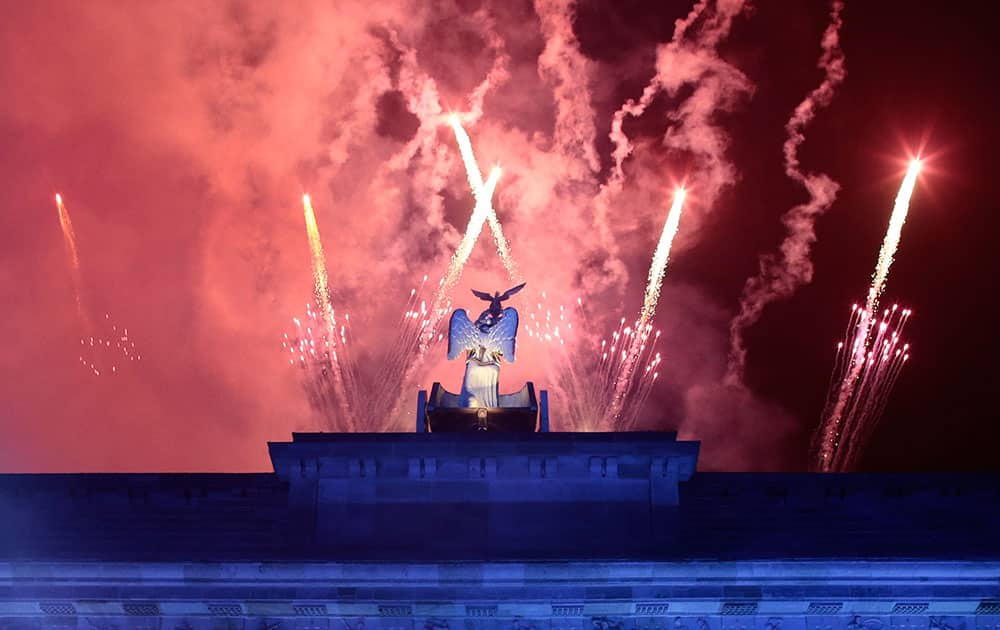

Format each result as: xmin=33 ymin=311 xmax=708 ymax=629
xmin=813 ymin=303 xmax=912 ymax=471
xmin=78 ymin=312 xmax=142 ymax=376
xmin=53 ymin=194 xmax=142 ymax=377
xmin=813 ymin=159 xmax=922 ymax=470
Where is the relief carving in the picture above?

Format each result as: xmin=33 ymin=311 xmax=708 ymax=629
xmin=592 ymin=619 xmax=623 ymax=630
xmin=848 ymin=618 xmax=884 ymax=630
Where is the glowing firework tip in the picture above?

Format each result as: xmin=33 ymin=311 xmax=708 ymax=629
xmin=813 ymin=161 xmax=922 ymax=471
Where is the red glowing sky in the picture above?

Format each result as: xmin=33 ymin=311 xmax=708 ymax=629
xmin=0 ymin=1 xmax=996 ymax=472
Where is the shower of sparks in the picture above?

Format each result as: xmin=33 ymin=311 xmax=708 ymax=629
xmin=814 ymin=160 xmax=921 ymax=470
xmin=78 ymin=312 xmax=142 ymax=376
xmin=527 ymin=293 xmax=663 ymax=432
xmin=298 ymin=193 xmax=355 ymax=429
xmin=608 ymin=187 xmax=685 ymax=426
xmin=813 ymin=303 xmax=912 ymax=471
xmin=282 ymin=275 xmax=448 ymax=431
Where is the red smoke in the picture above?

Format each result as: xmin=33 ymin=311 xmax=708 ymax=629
xmin=0 ymin=0 xmax=835 ymax=472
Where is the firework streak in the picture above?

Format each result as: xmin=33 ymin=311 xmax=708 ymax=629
xmin=608 ymin=188 xmax=685 ymax=427
xmin=54 ymin=194 xmax=88 ymax=326
xmin=409 ymin=116 xmax=519 ymax=374
xmin=300 ymin=194 xmax=355 ymax=429
xmin=449 ymin=115 xmax=521 ymax=283
xmin=813 ymin=160 xmax=921 ymax=470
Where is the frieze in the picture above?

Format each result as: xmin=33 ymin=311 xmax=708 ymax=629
xmin=1 ymin=619 xmax=41 ymax=630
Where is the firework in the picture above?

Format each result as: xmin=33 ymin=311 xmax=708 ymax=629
xmin=403 ymin=118 xmax=518 ymax=392
xmin=608 ymin=187 xmax=685 ymax=426
xmin=448 ymin=115 xmax=521 ymax=283
xmin=302 ymin=194 xmax=333 ymax=326
xmin=78 ymin=312 xmax=142 ymax=376
xmin=814 ymin=159 xmax=922 ymax=470
xmin=54 ymin=193 xmax=89 ymax=326
xmin=282 ymin=275 xmax=447 ymax=431
xmin=297 ymin=194 xmax=355 ymax=429
xmin=813 ymin=303 xmax=912 ymax=471
xmin=528 ymin=294 xmax=663 ymax=432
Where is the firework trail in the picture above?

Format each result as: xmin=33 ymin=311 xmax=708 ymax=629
xmin=409 ymin=116 xmax=516 ymax=368
xmin=299 ymin=193 xmax=355 ymax=429
xmin=289 ymin=194 xmax=454 ymax=431
xmin=529 ymin=186 xmax=679 ymax=432
xmin=302 ymin=194 xmax=332 ymax=320
xmin=814 ymin=160 xmax=922 ymax=471
xmin=727 ymin=1 xmax=846 ymax=385
xmin=53 ymin=193 xmax=144 ymax=377
xmin=54 ymin=193 xmax=89 ymax=326
xmin=448 ymin=115 xmax=521 ymax=283
xmin=813 ymin=304 xmax=912 ymax=471
xmin=608 ymin=188 xmax=685 ymax=427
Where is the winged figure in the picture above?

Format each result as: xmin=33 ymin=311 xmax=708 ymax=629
xmin=447 ymin=284 xmax=524 ymax=407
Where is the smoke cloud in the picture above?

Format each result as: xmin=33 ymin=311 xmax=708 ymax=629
xmin=0 ymin=0 xmax=826 ymax=472
xmin=726 ymin=1 xmax=846 ymax=384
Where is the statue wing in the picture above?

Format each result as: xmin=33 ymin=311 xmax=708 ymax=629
xmin=499 ymin=282 xmax=526 ymax=300
xmin=471 ymin=289 xmax=494 ymax=301
xmin=486 ymin=307 xmax=519 ymax=362
xmin=447 ymin=309 xmax=481 ymax=360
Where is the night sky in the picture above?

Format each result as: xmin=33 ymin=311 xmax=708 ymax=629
xmin=0 ymin=1 xmax=996 ymax=472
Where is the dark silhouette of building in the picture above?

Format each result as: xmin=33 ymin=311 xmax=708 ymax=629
xmin=2 ymin=432 xmax=999 ymax=630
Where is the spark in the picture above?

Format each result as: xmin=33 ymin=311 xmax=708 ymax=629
xmin=608 ymin=188 xmax=685 ymax=426
xmin=302 ymin=194 xmax=332 ymax=327
xmin=813 ymin=303 xmax=913 ymax=471
xmin=866 ymin=159 xmax=921 ymax=315
xmin=814 ymin=160 xmax=921 ymax=471
xmin=298 ymin=193 xmax=354 ymax=429
xmin=531 ymin=293 xmax=664 ymax=432
xmin=639 ymin=188 xmax=686 ymax=328
xmin=78 ymin=312 xmax=142 ymax=376
xmin=283 ymin=274 xmax=447 ymax=431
